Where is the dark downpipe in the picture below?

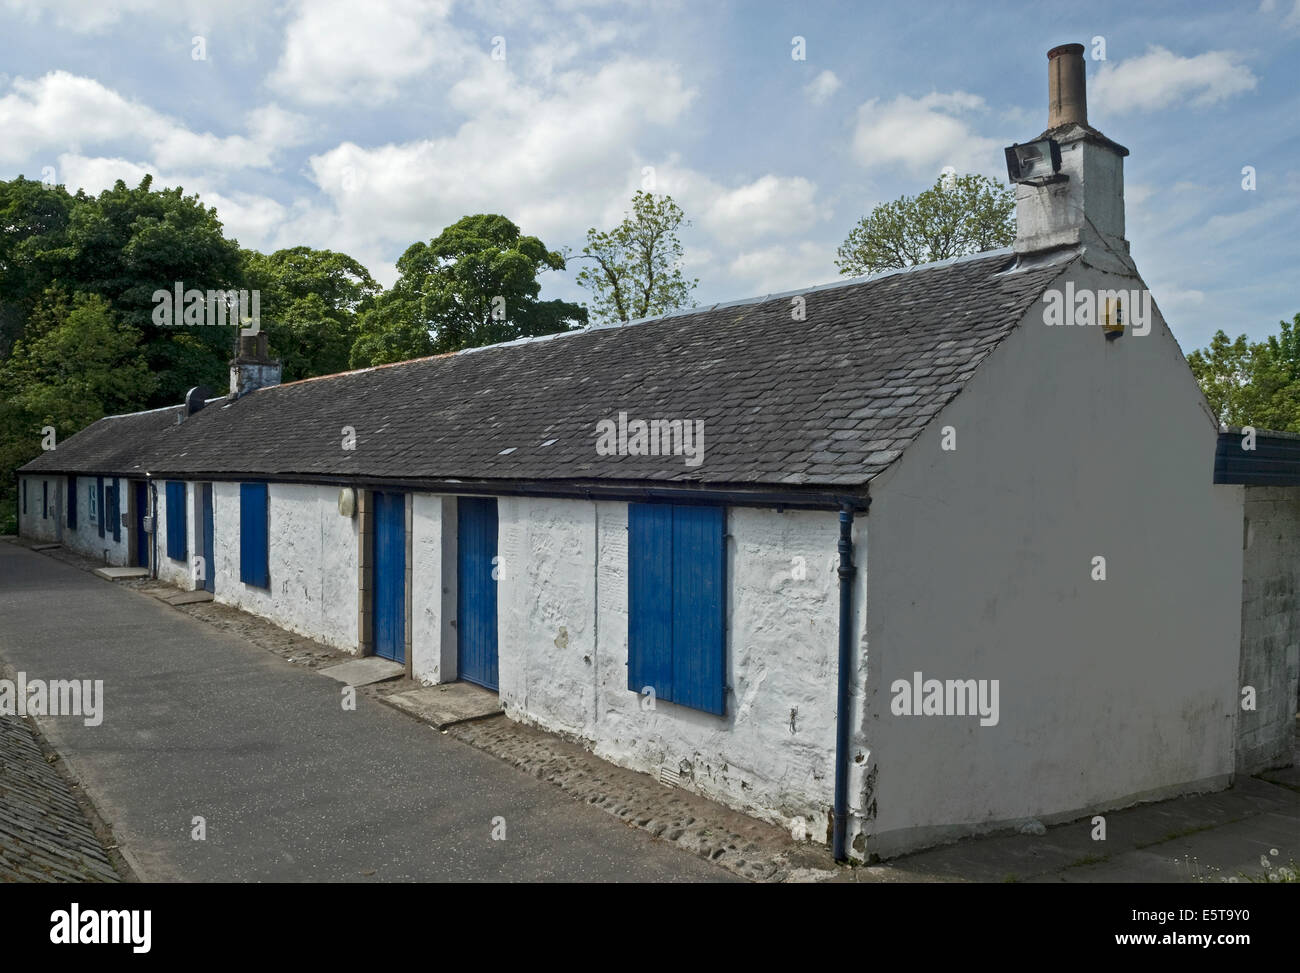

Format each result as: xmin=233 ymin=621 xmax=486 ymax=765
xmin=149 ymin=479 xmax=158 ymax=580
xmin=832 ymin=503 xmax=856 ymax=862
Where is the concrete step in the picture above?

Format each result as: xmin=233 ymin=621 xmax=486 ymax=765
xmin=93 ymin=566 xmax=150 ymax=580
xmin=382 ymin=683 xmax=503 ymax=729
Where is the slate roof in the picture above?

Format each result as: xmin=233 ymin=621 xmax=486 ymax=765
xmin=20 ymin=249 xmax=1074 ymax=494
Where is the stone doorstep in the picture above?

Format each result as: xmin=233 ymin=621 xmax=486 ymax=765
xmin=380 ymin=682 xmax=503 ymax=729
xmin=31 ymin=544 xmax=62 ymax=552
xmin=319 ymin=657 xmax=406 ymax=688
xmin=92 ymin=566 xmax=150 ymax=580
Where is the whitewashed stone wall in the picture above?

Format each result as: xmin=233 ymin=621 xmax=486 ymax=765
xmin=495 ymin=496 xmax=869 ymax=842
xmin=212 ymin=482 xmax=358 ymax=651
xmin=1237 ymin=485 xmax=1300 ymax=773
xmin=22 ymin=474 xmax=134 ymax=565
xmin=17 ymin=474 xmax=60 ymax=543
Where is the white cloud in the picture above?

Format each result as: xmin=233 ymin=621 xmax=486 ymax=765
xmin=270 ymin=0 xmax=468 ymax=106
xmin=724 ymin=241 xmax=838 ymax=294
xmin=1 ymin=0 xmax=265 ymax=33
xmin=300 ymin=58 xmax=697 ymax=261
xmin=700 ymin=174 xmax=827 ymax=246
xmin=0 ymin=71 xmax=307 ymax=171
xmin=1090 ymin=47 xmax=1257 ymax=115
xmin=851 ymin=91 xmax=1002 ymax=177
xmin=804 ymin=70 xmax=842 ymax=105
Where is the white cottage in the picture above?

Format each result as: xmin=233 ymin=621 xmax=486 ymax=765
xmin=18 ymin=45 xmax=1299 ymax=860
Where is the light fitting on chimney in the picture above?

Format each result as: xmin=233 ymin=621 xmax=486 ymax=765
xmin=1004 ymin=138 xmax=1064 ymax=186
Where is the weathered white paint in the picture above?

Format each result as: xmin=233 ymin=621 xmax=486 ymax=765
xmin=1237 ymin=484 xmax=1300 ymax=773
xmin=1015 ymin=129 xmax=1127 ymax=257
xmin=21 ymin=474 xmax=135 ymax=565
xmin=17 ymin=474 xmax=60 ymax=543
xmin=495 ymin=496 xmax=869 ymax=842
xmin=862 ymin=258 xmax=1244 ymax=857
xmin=410 ymin=494 xmax=457 ymax=684
xmin=211 ymin=482 xmax=358 ymax=651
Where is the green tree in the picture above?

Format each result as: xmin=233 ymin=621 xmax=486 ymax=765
xmin=0 ymin=289 xmax=157 ymax=525
xmin=350 ymin=214 xmax=584 ymax=367
xmin=0 ymin=176 xmax=76 ymax=357
xmin=243 ymin=246 xmax=380 ymax=381
xmin=835 ymin=173 xmax=1016 ymax=276
xmin=53 ymin=175 xmax=248 ymax=404
xmin=575 ymin=191 xmax=697 ymax=323
xmin=1190 ymin=313 xmax=1300 ymax=433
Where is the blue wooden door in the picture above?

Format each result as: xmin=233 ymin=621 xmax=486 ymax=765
xmin=134 ymin=482 xmax=149 ymax=567
xmin=201 ymin=484 xmax=215 ymax=593
xmin=457 ymin=497 xmax=498 ymax=690
xmin=372 ymin=491 xmax=405 ymax=663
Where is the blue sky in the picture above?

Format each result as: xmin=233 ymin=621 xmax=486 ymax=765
xmin=1 ymin=0 xmax=1296 ymax=351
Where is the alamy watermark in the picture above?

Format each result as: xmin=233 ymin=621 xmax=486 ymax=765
xmin=0 ymin=671 xmax=103 ymax=726
xmin=595 ymin=411 xmax=705 ymax=467
xmin=151 ymin=283 xmax=260 ymax=335
xmin=1041 ymin=283 xmax=1151 ymax=336
xmin=890 ymin=671 xmax=999 ymax=727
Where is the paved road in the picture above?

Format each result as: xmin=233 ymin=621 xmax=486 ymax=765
xmin=0 ymin=542 xmax=729 ymax=881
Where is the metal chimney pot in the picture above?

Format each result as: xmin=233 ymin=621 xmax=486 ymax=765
xmin=1047 ymin=43 xmax=1087 ymax=128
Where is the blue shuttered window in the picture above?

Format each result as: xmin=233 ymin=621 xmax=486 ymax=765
xmin=96 ymin=476 xmax=105 ymax=538
xmin=22 ymin=480 xmax=26 ymax=514
xmin=240 ymin=483 xmax=269 ymax=588
xmin=627 ymin=503 xmax=726 ymax=715
xmin=107 ymin=479 xmax=121 ymax=543
xmin=166 ymin=481 xmax=187 ymax=560
xmin=67 ymin=476 xmax=77 ymax=529
xmin=42 ymin=481 xmax=48 ymax=519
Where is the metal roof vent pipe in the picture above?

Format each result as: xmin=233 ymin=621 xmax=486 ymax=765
xmin=229 ymin=332 xmax=282 ymax=400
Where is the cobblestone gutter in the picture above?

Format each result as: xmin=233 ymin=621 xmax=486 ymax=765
xmin=0 ymin=713 xmax=125 ymax=882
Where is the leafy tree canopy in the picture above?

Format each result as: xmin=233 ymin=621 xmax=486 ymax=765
xmin=575 ymin=191 xmax=697 ymax=324
xmin=351 ymin=214 xmax=584 ymax=367
xmin=1189 ymin=313 xmax=1300 ymax=433
xmin=836 ymin=173 xmax=1016 ymax=276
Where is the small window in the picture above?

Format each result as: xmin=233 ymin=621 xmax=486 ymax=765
xmin=67 ymin=475 xmax=77 ymax=529
xmin=166 ymin=481 xmax=187 ymax=560
xmin=22 ymin=480 xmax=26 ymax=515
xmin=95 ymin=476 xmax=104 ymax=538
xmin=627 ymin=503 xmax=726 ymax=715
xmin=239 ymin=483 xmax=269 ymax=588
xmin=42 ymin=480 xmax=48 ymax=519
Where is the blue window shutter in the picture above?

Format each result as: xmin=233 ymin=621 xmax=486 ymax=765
xmin=22 ymin=480 xmax=26 ymax=514
xmin=166 ymin=481 xmax=187 ymax=560
xmin=240 ymin=483 xmax=269 ymax=588
xmin=42 ymin=481 xmax=48 ymax=519
xmin=96 ymin=477 xmax=104 ymax=538
xmin=67 ymin=476 xmax=77 ymax=529
xmin=628 ymin=503 xmax=675 ymax=703
xmin=110 ymin=480 xmax=121 ymax=543
xmin=671 ymin=505 xmax=727 ymax=715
